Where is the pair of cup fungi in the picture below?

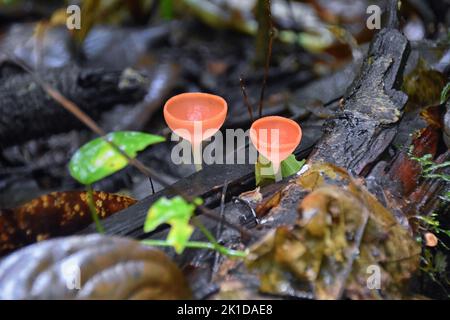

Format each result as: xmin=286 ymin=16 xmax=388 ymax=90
xmin=163 ymin=92 xmax=302 ymax=173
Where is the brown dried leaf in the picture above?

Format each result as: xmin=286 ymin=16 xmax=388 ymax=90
xmin=0 ymin=191 xmax=136 ymax=256
xmin=255 ymin=191 xmax=282 ymax=218
xmin=239 ymin=187 xmax=263 ymax=205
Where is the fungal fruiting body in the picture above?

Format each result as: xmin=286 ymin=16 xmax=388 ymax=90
xmin=164 ymin=93 xmax=227 ymax=170
xmin=250 ymin=116 xmax=302 ymax=173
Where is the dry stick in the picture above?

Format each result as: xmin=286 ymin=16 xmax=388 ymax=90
xmin=239 ymin=76 xmax=254 ymax=122
xmin=213 ymin=180 xmax=229 ymax=273
xmin=216 ymin=181 xmax=229 ymax=239
xmin=258 ymin=0 xmax=274 ymax=119
xmin=149 ymin=177 xmax=156 ymax=194
xmin=9 ymin=55 xmax=251 ymax=238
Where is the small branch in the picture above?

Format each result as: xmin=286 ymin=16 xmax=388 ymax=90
xmin=149 ymin=177 xmax=155 ymax=194
xmin=258 ymin=0 xmax=274 ymax=118
xmin=216 ymin=181 xmax=229 ymax=239
xmin=239 ymin=76 xmax=254 ymax=122
xmin=213 ymin=180 xmax=229 ymax=273
xmin=8 ymin=54 xmax=252 ymax=239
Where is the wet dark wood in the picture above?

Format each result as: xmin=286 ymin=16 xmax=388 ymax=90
xmin=0 ymin=65 xmax=148 ymax=148
xmin=309 ymin=9 xmax=410 ymax=176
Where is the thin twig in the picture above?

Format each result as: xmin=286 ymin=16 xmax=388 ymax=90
xmin=149 ymin=177 xmax=155 ymax=194
xmin=213 ymin=180 xmax=229 ymax=273
xmin=258 ymin=0 xmax=274 ymax=119
xmin=8 ymin=54 xmax=252 ymax=238
xmin=239 ymin=76 xmax=254 ymax=122
xmin=216 ymin=180 xmax=229 ymax=239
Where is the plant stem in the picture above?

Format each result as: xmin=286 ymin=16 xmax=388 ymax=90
xmin=141 ymin=239 xmax=247 ymax=258
xmin=192 ymin=217 xmax=248 ymax=258
xmin=86 ymin=184 xmax=105 ymax=234
xmin=192 ymin=217 xmax=219 ymax=246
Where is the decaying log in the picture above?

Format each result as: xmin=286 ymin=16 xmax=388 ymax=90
xmin=309 ymin=3 xmax=410 ymax=176
xmin=106 ymin=63 xmax=180 ymax=132
xmin=0 ymin=65 xmax=148 ymax=148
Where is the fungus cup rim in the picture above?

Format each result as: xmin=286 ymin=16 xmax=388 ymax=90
xmin=163 ymin=92 xmax=228 ymax=129
xmin=250 ymin=116 xmax=302 ymax=151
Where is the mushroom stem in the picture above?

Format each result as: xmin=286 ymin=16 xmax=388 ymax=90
xmin=272 ymin=161 xmax=282 ymax=181
xmin=192 ymin=143 xmax=203 ymax=171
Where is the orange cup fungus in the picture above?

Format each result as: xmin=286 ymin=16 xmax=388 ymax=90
xmin=164 ymin=92 xmax=228 ymax=170
xmin=250 ymin=116 xmax=302 ymax=172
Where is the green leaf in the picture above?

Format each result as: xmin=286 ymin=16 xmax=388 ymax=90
xmin=144 ymin=196 xmax=203 ymax=253
xmin=255 ymin=154 xmax=274 ymax=186
xmin=69 ymin=131 xmax=165 ymax=185
xmin=255 ymin=154 xmax=305 ymax=186
xmin=440 ymin=83 xmax=450 ymax=104
xmin=281 ymin=155 xmax=306 ymax=177
xmin=160 ymin=0 xmax=173 ymax=20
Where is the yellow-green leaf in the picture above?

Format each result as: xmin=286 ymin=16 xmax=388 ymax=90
xmin=69 ymin=131 xmax=165 ymax=185
xmin=144 ymin=196 xmax=202 ymax=254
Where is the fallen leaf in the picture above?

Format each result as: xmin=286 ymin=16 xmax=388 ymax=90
xmin=246 ymin=164 xmax=421 ymax=299
xmin=0 ymin=191 xmax=136 ymax=256
xmin=0 ymin=235 xmax=191 ymax=299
